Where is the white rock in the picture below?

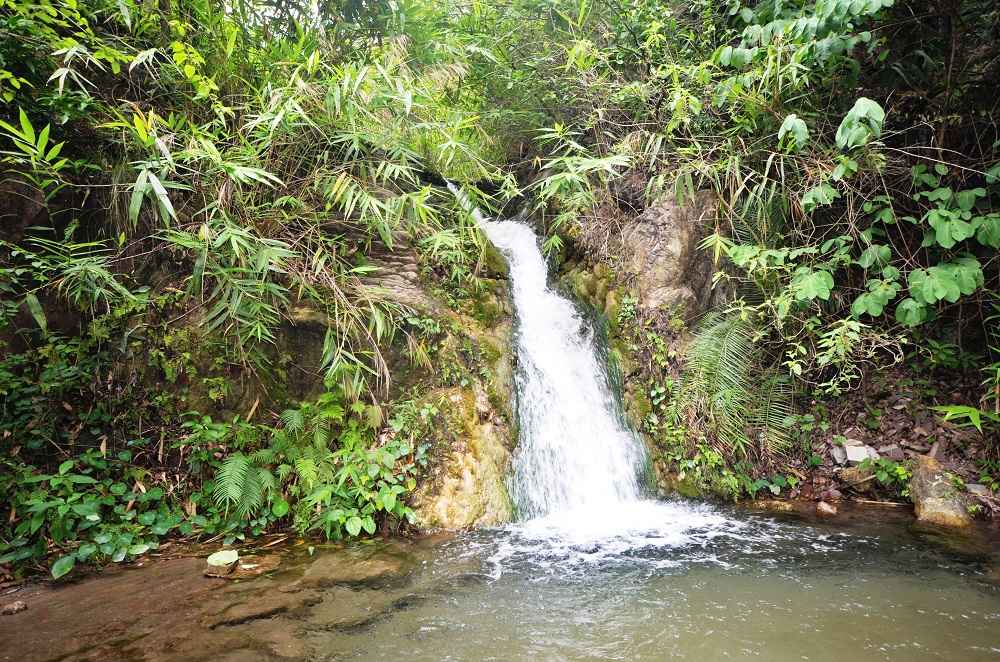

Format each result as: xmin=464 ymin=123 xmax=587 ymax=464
xmin=845 ymin=445 xmax=872 ymax=465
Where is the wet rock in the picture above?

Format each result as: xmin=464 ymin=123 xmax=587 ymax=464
xmin=298 ymin=549 xmax=410 ymax=589
xmin=409 ymin=386 xmax=515 ymax=530
xmin=909 ymin=455 xmax=971 ymax=529
xmin=205 ymin=554 xmax=281 ymax=580
xmin=1 ymin=600 xmax=26 ymax=615
xmin=837 ymin=466 xmax=875 ymax=493
xmin=204 ymin=590 xmax=321 ymax=629
xmin=820 ymin=488 xmax=843 ymax=501
xmin=816 ymin=501 xmax=837 ymax=517
xmin=877 ymin=444 xmax=905 ymax=462
xmin=965 ymin=484 xmax=990 ymax=497
xmin=619 ymin=190 xmax=723 ymax=316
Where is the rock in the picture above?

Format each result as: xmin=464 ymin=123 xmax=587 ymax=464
xmin=619 ymin=190 xmax=723 ymax=316
xmin=205 ymin=554 xmax=281 ymax=580
xmin=913 ymin=425 xmax=930 ymax=437
xmin=902 ymin=439 xmax=930 ymax=453
xmin=830 ymin=444 xmax=847 ymax=465
xmin=909 ymin=455 xmax=971 ymax=528
xmin=966 ymin=484 xmax=991 ymax=497
xmin=298 ymin=549 xmax=410 ymax=589
xmin=820 ymin=488 xmax=842 ymax=501
xmin=845 ymin=444 xmax=873 ymax=465
xmin=409 ymin=385 xmax=515 ymax=530
xmin=1 ymin=601 xmax=26 ymax=616
xmin=816 ymin=501 xmax=838 ymax=517
xmin=838 ymin=466 xmax=875 ymax=493
xmin=843 ymin=437 xmax=865 ymax=447
xmin=877 ymin=444 xmax=905 ymax=462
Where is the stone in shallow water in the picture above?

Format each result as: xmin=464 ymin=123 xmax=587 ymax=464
xmin=1 ymin=600 xmax=27 ymax=615
xmin=816 ymin=501 xmax=837 ymax=517
xmin=297 ymin=548 xmax=411 ymax=589
xmin=910 ymin=455 xmax=971 ymax=528
xmin=204 ymin=554 xmax=281 ymax=579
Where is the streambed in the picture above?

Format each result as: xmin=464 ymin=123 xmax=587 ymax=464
xmin=2 ymin=501 xmax=998 ymax=662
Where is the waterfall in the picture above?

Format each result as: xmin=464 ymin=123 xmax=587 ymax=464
xmin=447 ymin=184 xmax=648 ymax=521
xmin=481 ymin=220 xmax=647 ymax=519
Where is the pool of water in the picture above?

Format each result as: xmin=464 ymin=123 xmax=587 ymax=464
xmin=4 ymin=499 xmax=998 ymax=662
xmin=299 ymin=500 xmax=999 ymax=661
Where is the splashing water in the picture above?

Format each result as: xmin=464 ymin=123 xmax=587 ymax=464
xmin=479 ymin=218 xmax=646 ymax=519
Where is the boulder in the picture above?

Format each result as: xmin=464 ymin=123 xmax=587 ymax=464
xmin=619 ymin=191 xmax=723 ymax=316
xmin=909 ymin=455 xmax=971 ymax=528
xmin=877 ymin=444 xmax=905 ymax=462
xmin=966 ymin=484 xmax=990 ymax=497
xmin=845 ymin=444 xmax=875 ymax=465
xmin=837 ymin=465 xmax=875 ymax=493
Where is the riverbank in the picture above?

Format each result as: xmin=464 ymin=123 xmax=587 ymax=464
xmin=2 ymin=502 xmax=998 ymax=662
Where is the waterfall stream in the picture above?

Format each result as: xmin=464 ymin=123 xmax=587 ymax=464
xmin=480 ymin=218 xmax=646 ymax=519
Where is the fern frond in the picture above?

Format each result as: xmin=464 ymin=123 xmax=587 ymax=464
xmin=214 ymin=452 xmax=251 ymax=511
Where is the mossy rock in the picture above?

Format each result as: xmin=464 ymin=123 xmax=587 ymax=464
xmin=409 ymin=386 xmax=514 ymax=529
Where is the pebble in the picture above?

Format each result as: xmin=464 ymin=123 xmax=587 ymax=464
xmin=1 ymin=601 xmax=27 ymax=616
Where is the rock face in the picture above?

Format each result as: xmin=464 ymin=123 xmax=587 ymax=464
xmin=408 ymin=386 xmax=515 ymax=529
xmin=368 ymin=240 xmax=516 ymax=531
xmin=910 ymin=455 xmax=971 ymax=528
xmin=619 ymin=191 xmax=723 ymax=316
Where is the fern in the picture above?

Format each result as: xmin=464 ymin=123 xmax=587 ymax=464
xmin=682 ymin=313 xmax=793 ymax=460
xmin=214 ymin=452 xmax=252 ymax=512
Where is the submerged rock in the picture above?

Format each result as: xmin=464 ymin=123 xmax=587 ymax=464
xmin=204 ymin=554 xmax=281 ymax=580
xmin=909 ymin=455 xmax=971 ymax=528
xmin=816 ymin=501 xmax=838 ymax=517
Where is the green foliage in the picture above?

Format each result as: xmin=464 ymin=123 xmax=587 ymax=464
xmin=681 ymin=313 xmax=793 ymax=459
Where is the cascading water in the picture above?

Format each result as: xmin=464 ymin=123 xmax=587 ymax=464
xmin=479 ymin=219 xmax=646 ymax=519
xmin=446 ymin=184 xmax=735 ymax=554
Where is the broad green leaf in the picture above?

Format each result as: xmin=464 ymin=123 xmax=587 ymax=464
xmin=271 ymin=499 xmax=289 ymax=517
xmin=790 ymin=267 xmax=834 ymax=301
xmin=24 ymin=293 xmax=47 ymax=334
xmin=835 ymin=97 xmax=885 ymax=150
xmin=973 ymin=213 xmax=1000 ymax=248
xmin=926 ymin=207 xmax=975 ymax=248
xmin=51 ymin=555 xmax=75 ymax=579
xmin=857 ymin=244 xmax=891 ymax=269
xmin=895 ymin=298 xmax=927 ymax=326
xmin=345 ymin=516 xmax=362 ymax=536
xmin=801 ymin=183 xmax=840 ymax=213
xmin=778 ymin=114 xmax=809 ymax=152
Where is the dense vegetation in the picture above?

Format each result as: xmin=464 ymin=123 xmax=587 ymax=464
xmin=2 ymin=0 xmax=997 ymax=577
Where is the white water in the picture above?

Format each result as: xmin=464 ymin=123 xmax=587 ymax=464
xmin=450 ymin=185 xmax=751 ymax=558
xmin=479 ymin=219 xmax=646 ymax=519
